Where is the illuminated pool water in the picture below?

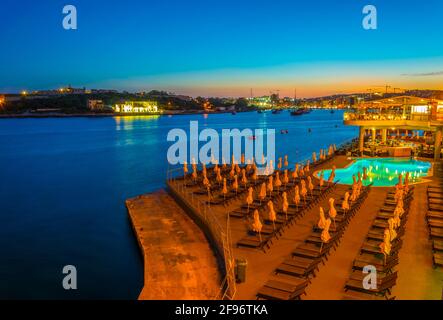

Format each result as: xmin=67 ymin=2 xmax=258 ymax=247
xmin=319 ymin=158 xmax=432 ymax=187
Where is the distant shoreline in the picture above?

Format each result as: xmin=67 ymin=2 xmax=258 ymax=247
xmin=0 ymin=109 xmax=257 ymax=119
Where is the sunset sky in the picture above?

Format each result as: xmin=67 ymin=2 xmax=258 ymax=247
xmin=1 ymin=0 xmax=442 ymax=97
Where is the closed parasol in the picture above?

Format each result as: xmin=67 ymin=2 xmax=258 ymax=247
xmin=283 ymin=169 xmax=289 ymax=185
xmin=327 ymin=166 xmax=335 ymax=183
xmin=379 ymin=229 xmax=392 ymax=261
xmin=387 ymin=218 xmax=397 ymax=241
xmin=307 ymin=176 xmax=314 ymax=195
xmin=293 ymin=185 xmax=301 ymax=206
xmin=241 ymin=168 xmax=248 ymax=187
xmin=222 ymin=178 xmax=228 ymax=200
xmin=282 ymin=192 xmax=289 ymax=220
xmin=328 ymin=197 xmax=337 ymax=222
xmin=246 ymin=187 xmax=254 ymax=212
xmin=300 ymin=180 xmax=307 ymax=201
xmin=284 ymin=155 xmax=289 ymax=168
xmin=342 ymin=192 xmax=350 ymax=211
xmin=317 ymin=207 xmax=326 ymax=230
xmin=274 ymin=172 xmax=282 ymax=191
xmin=267 ymin=200 xmax=277 ymax=230
xmin=277 ymin=157 xmax=282 ymax=171
xmin=267 ymin=176 xmax=274 ymax=196
xmin=252 ymin=209 xmax=263 ymax=241
xmin=321 ymin=218 xmax=332 ymax=246
xmin=259 ymin=182 xmax=267 ymax=203
xmin=232 ymin=175 xmax=239 ymax=194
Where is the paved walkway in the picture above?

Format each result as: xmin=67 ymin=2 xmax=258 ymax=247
xmin=304 ymin=187 xmax=388 ymax=299
xmin=126 ymin=190 xmax=221 ymax=300
xmin=393 ymin=183 xmax=443 ymax=299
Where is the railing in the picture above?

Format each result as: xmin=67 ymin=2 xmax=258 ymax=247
xmin=344 ymin=112 xmax=411 ymax=121
xmin=166 ymin=167 xmax=236 ymax=300
xmin=343 ymin=111 xmax=442 ymax=122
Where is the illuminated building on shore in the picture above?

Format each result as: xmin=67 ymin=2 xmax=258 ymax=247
xmin=113 ymin=101 xmax=159 ymax=113
xmin=0 ymin=95 xmax=5 ymax=111
xmin=247 ymin=96 xmax=273 ymax=108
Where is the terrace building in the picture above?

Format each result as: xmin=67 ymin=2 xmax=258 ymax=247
xmin=87 ymin=99 xmax=106 ymax=111
xmin=344 ymin=96 xmax=443 ymax=160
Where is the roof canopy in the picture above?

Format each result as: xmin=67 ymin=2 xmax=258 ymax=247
xmin=358 ymin=95 xmax=442 ymax=109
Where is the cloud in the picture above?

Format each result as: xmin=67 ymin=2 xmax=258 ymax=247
xmin=401 ymin=71 xmax=443 ymax=77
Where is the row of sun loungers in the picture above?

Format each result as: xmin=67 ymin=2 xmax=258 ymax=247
xmin=343 ymin=186 xmax=413 ymax=299
xmin=255 ymin=184 xmax=372 ymax=300
xmin=236 ymin=181 xmax=338 ymax=252
xmin=426 ymin=184 xmax=443 ymax=268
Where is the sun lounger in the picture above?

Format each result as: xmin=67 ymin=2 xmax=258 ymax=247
xmin=344 ymin=272 xmax=397 ymax=297
xmin=237 ymin=235 xmax=271 ymax=251
xmin=429 ymin=204 xmax=443 ymax=212
xmin=430 ymin=227 xmax=443 ymax=240
xmin=274 ymin=261 xmax=316 ymax=279
xmin=353 ymin=252 xmax=397 ymax=268
xmin=429 ymin=198 xmax=443 ymax=205
xmin=367 ymin=228 xmax=404 ymax=241
xmin=256 ymin=280 xmax=307 ymax=300
xmin=360 ymin=239 xmax=402 ymax=255
xmin=433 ymin=240 xmax=443 ymax=252
xmin=433 ymin=253 xmax=443 ymax=268
xmin=342 ymin=290 xmax=394 ymax=300
xmin=292 ymin=242 xmax=333 ymax=260
xmin=428 ymin=219 xmax=443 ymax=229
xmin=427 ymin=211 xmax=443 ymax=220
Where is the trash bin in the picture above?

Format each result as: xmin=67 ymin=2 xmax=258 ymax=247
xmin=235 ymin=258 xmax=247 ymax=283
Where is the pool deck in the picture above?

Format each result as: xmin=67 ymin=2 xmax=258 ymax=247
xmin=128 ymin=155 xmax=443 ymax=300
xmin=126 ymin=190 xmax=221 ymax=300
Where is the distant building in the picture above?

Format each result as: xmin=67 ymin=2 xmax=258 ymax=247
xmin=33 ymin=86 xmax=90 ymax=96
xmin=113 ymin=101 xmax=159 ymax=113
xmin=90 ymin=89 xmax=118 ymax=94
xmin=88 ymin=99 xmax=105 ymax=111
xmin=247 ymin=96 xmax=272 ymax=108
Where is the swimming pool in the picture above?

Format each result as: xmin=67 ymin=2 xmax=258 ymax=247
xmin=319 ymin=158 xmax=432 ymax=187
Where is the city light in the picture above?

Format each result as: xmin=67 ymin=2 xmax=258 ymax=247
xmin=113 ymin=101 xmax=159 ymax=113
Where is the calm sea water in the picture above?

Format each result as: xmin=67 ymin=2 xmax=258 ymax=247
xmin=0 ymin=109 xmax=357 ymax=299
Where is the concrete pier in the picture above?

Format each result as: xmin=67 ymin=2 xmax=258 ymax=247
xmin=126 ymin=190 xmax=221 ymax=300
